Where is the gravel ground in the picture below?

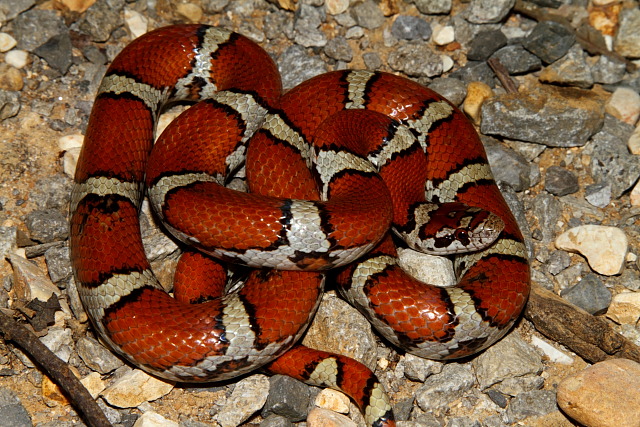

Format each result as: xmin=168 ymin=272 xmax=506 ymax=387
xmin=0 ymin=0 xmax=640 ymax=426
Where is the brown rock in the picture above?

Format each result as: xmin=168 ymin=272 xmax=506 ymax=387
xmin=557 ymin=359 xmax=640 ymax=427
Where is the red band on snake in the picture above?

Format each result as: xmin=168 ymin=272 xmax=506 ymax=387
xmin=70 ymin=24 xmax=530 ymax=427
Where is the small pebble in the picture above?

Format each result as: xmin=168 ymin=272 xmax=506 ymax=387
xmin=544 ymin=166 xmax=579 ymax=196
xmin=560 ymin=273 xmax=611 ymax=315
xmin=462 ymin=81 xmax=493 ymax=123
xmin=0 ymin=33 xmax=17 ymax=52
xmin=432 ymin=25 xmax=455 ymax=46
xmin=605 ymin=87 xmax=640 ymax=126
xmin=4 ymin=50 xmax=29 ymax=69
xmin=606 ymin=291 xmax=640 ymax=325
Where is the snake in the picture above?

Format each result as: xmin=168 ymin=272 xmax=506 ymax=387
xmin=69 ymin=24 xmax=530 ymax=427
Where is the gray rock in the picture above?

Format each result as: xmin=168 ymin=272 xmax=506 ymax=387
xmin=44 ymin=245 xmax=72 ymax=284
xmin=324 ymin=36 xmax=353 ymax=62
xmin=560 ymin=273 xmax=611 ymax=315
xmin=262 ymin=375 xmax=309 ymax=422
xmin=0 ymin=226 xmax=16 ymax=261
xmin=485 ymin=389 xmax=508 ymax=408
xmin=0 ymin=0 xmax=36 ymax=20
xmin=592 ymin=55 xmax=627 ymax=85
xmin=449 ymin=61 xmax=495 ymax=87
xmin=260 ymin=414 xmax=294 ymax=427
xmin=491 ymin=44 xmax=542 ymax=75
xmin=467 ymin=30 xmax=507 ymax=61
xmin=294 ymin=4 xmax=327 ymax=47
xmin=0 ymin=90 xmax=21 ymax=121
xmin=76 ymin=336 xmax=124 ymax=374
xmin=264 ymin=12 xmax=294 ymax=40
xmin=78 ymin=0 xmax=125 ymax=42
xmin=505 ymin=390 xmax=558 ymax=422
xmin=410 ymin=0 xmax=452 ymax=15
xmin=584 ymin=182 xmax=612 ymax=208
xmin=40 ymin=327 xmax=74 ymax=363
xmin=388 ymin=42 xmax=443 ymax=78
xmin=480 ymin=86 xmax=605 ymax=147
xmin=446 ymin=418 xmax=480 ymax=427
xmin=33 ymin=32 xmax=73 ymax=75
xmin=587 ymin=114 xmax=639 ymax=198
xmin=363 ymin=52 xmax=382 ymax=70
xmin=544 ymin=166 xmax=579 ymax=196
xmin=414 ymin=363 xmax=475 ymax=411
xmin=483 ymin=136 xmax=532 ymax=191
xmin=0 ymin=388 xmax=32 ymax=427
xmin=391 ymin=15 xmax=432 ymax=41
xmin=527 ymin=193 xmax=561 ymax=245
xmin=614 ymin=8 xmax=640 ymax=58
xmin=351 ymin=0 xmax=385 ymax=30
xmin=523 ymin=21 xmax=576 ymax=64
xmin=467 ymin=0 xmax=515 ymax=24
xmin=278 ymin=45 xmax=327 ymax=90
xmin=546 ymin=250 xmax=571 ymax=276
xmin=13 ymin=9 xmax=67 ymax=52
xmin=540 ymin=45 xmax=593 ymax=89
xmin=428 ymin=77 xmax=467 ymax=106
xmin=473 ymin=333 xmax=542 ymax=390
xmin=202 ymin=0 xmax=230 ymax=13
xmin=24 ymin=209 xmax=68 ymax=243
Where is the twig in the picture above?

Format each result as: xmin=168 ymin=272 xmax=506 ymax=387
xmin=487 ymin=58 xmax=519 ymax=94
xmin=524 ymin=285 xmax=640 ymax=364
xmin=0 ymin=310 xmax=112 ymax=427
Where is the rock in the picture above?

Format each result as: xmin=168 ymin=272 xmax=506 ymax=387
xmin=432 ymin=25 xmax=455 ymax=46
xmin=387 ymin=42 xmax=443 ymax=78
xmin=490 ymin=44 xmax=541 ymax=75
xmin=0 ymin=64 xmax=24 ymax=91
xmin=5 ymin=50 xmax=29 ymax=69
xmin=217 ymin=375 xmax=270 ymax=427
xmin=463 ymin=81 xmax=493 ymax=123
xmin=546 ymin=250 xmax=571 ymax=275
xmin=481 ymin=86 xmax=605 ymax=147
xmin=414 ymin=363 xmax=475 ymax=411
xmin=555 ymin=225 xmax=628 ymax=275
xmin=399 ymin=353 xmax=443 ymax=382
xmin=33 ymin=32 xmax=73 ymax=74
xmin=261 ymin=414 xmax=294 ymax=427
xmin=124 ymin=7 xmax=148 ymax=39
xmin=263 ymin=375 xmax=309 ymax=422
xmin=278 ymin=45 xmax=327 ymax=90
xmin=529 ymin=336 xmax=573 ymax=365
xmin=397 ymin=248 xmax=455 ymax=288
xmin=505 ymin=390 xmax=558 ymax=423
xmin=632 ymin=181 xmax=640 ymax=207
xmin=560 ymin=273 xmax=611 ymax=315
xmin=614 ymin=8 xmax=640 ymax=58
xmin=40 ymin=327 xmax=74 ymax=363
xmin=80 ymin=372 xmax=106 ymax=399
xmin=76 ymin=336 xmax=124 ymax=374
xmin=0 ymin=33 xmax=17 ymax=52
xmin=0 ymin=90 xmax=21 ymax=120
xmin=557 ymin=359 xmax=640 ymax=427
xmin=391 ymin=15 xmax=431 ymax=41
xmin=592 ymin=54 xmax=627 ymax=85
xmin=78 ymin=0 xmax=123 ymax=42
xmin=428 ymin=77 xmax=466 ymax=106
xmin=523 ymin=21 xmax=576 ymax=64
xmin=606 ymin=291 xmax=640 ymax=325
xmin=467 ymin=0 xmax=515 ymax=24
xmin=584 ymin=182 xmax=612 ymax=208
xmin=467 ymin=30 xmax=507 ymax=61
xmin=473 ymin=332 xmax=542 ymax=390
xmin=13 ymin=9 xmax=67 ymax=51
xmin=307 ymin=407 xmax=356 ymax=427
xmin=324 ymin=36 xmax=353 ymax=62
xmin=544 ymin=166 xmax=579 ymax=196
xmin=410 ymin=0 xmax=452 ymax=15
xmin=24 ymin=209 xmax=68 ymax=243
xmin=303 ymin=293 xmax=378 ymax=371
xmin=175 ymin=3 xmax=203 ymax=22
xmin=351 ymin=0 xmax=385 ymax=30
xmin=314 ymin=389 xmax=350 ymax=415
xmin=362 ymin=52 xmax=382 ymax=70
xmin=605 ymin=87 xmax=640 ymax=126
xmin=539 ymin=45 xmax=593 ymax=89
xmin=325 ymin=0 xmax=349 ymax=15
xmin=101 ymin=369 xmax=174 ymax=408
xmin=59 ymin=0 xmax=96 ymax=13
xmin=450 ymin=61 xmax=495 ymax=87
xmin=0 ymin=387 xmax=32 ymax=426
xmin=134 ymin=410 xmax=179 ymax=426
xmin=628 ymin=124 xmax=640 ymax=154
xmin=588 ymin=114 xmax=638 ymax=198
xmin=8 ymin=253 xmax=61 ymax=303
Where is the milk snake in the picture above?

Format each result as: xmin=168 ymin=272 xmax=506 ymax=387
xmin=69 ymin=24 xmax=530 ymax=426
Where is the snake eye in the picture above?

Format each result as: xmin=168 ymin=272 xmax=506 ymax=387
xmin=454 ymin=229 xmax=469 ymax=243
